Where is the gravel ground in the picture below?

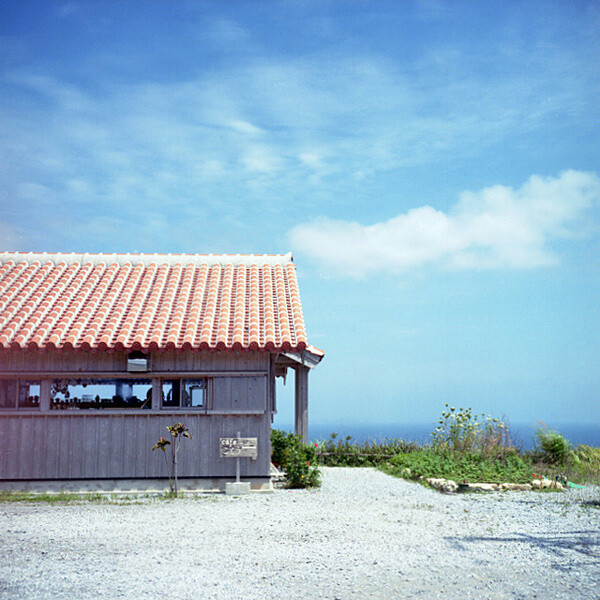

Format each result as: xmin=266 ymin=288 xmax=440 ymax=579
xmin=1 ymin=467 xmax=599 ymax=600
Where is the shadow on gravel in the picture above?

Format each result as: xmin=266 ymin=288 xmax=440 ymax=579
xmin=579 ymin=500 xmax=600 ymax=509
xmin=445 ymin=531 xmax=600 ymax=571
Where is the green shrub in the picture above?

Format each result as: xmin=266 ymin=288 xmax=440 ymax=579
xmin=270 ymin=428 xmax=289 ymax=468
xmin=535 ymin=428 xmax=572 ymax=465
xmin=270 ymin=429 xmax=321 ymax=489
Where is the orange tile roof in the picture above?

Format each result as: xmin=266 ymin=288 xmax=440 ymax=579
xmin=0 ymin=252 xmax=309 ymax=353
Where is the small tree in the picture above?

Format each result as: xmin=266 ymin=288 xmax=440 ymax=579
xmin=152 ymin=423 xmax=192 ymax=496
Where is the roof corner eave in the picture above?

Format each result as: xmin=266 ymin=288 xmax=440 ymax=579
xmin=278 ymin=345 xmax=324 ymax=369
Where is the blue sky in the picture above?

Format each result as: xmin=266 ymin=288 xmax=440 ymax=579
xmin=1 ymin=1 xmax=599 ymax=431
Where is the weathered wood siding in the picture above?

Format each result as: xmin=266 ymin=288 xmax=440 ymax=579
xmin=0 ymin=349 xmax=270 ymax=374
xmin=0 ymin=412 xmax=270 ymax=480
xmin=0 ymin=350 xmax=273 ymax=480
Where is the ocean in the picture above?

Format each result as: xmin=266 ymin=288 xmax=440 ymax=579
xmin=273 ymin=422 xmax=600 ymax=450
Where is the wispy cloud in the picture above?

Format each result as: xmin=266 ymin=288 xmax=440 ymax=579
xmin=58 ymin=3 xmax=78 ymax=18
xmin=3 ymin=46 xmax=594 ymax=206
xmin=0 ymin=4 xmax=598 ymax=252
xmin=0 ymin=220 xmax=24 ymax=250
xmin=227 ymin=120 xmax=264 ymax=136
xmin=288 ymin=170 xmax=600 ymax=277
xmin=241 ymin=145 xmax=281 ymax=173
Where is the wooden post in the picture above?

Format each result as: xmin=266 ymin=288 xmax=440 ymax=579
xmin=236 ymin=431 xmax=241 ymax=483
xmin=294 ymin=365 xmax=309 ymax=443
xmin=40 ymin=379 xmax=51 ymax=412
xmin=151 ymin=378 xmax=161 ymax=410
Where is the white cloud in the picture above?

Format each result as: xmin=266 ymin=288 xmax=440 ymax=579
xmin=288 ymin=170 xmax=600 ymax=277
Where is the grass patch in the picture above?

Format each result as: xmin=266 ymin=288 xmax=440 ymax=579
xmin=0 ymin=491 xmax=183 ymax=504
xmin=0 ymin=491 xmax=108 ymax=504
xmin=381 ymin=449 xmax=532 ymax=484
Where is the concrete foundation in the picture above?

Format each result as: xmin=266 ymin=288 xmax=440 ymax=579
xmin=0 ymin=477 xmax=273 ymax=495
xmin=225 ymin=481 xmax=252 ymax=495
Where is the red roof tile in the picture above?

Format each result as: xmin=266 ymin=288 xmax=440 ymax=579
xmin=0 ymin=252 xmax=310 ymax=353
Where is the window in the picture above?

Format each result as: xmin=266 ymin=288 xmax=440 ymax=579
xmin=127 ymin=351 xmax=149 ymax=372
xmin=0 ymin=380 xmax=40 ymax=410
xmin=50 ymin=378 xmax=153 ymax=410
xmin=161 ymin=379 xmax=207 ymax=409
xmin=0 ymin=380 xmax=17 ymax=409
xmin=19 ymin=381 xmax=40 ymax=408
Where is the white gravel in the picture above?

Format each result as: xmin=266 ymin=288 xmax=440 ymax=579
xmin=1 ymin=467 xmax=599 ymax=600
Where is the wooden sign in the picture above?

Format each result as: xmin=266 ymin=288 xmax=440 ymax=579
xmin=220 ymin=437 xmax=258 ymax=459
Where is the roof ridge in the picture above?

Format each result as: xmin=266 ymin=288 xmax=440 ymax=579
xmin=0 ymin=251 xmax=294 ymax=267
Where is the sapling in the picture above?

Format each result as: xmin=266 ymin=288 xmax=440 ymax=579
xmin=152 ymin=423 xmax=192 ymax=496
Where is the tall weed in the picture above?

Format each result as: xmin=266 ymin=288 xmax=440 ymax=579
xmin=432 ymin=405 xmax=513 ymax=459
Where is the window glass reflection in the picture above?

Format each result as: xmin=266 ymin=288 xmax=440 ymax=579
xmin=51 ymin=379 xmax=152 ymax=409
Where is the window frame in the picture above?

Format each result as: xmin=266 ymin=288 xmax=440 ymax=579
xmin=0 ymin=379 xmax=41 ymax=411
xmin=0 ymin=374 xmax=214 ymax=413
xmin=160 ymin=377 xmax=210 ymax=410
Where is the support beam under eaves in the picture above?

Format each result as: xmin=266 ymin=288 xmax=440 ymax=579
xmin=294 ymin=365 xmax=309 ymax=443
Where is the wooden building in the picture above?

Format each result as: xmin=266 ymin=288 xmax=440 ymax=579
xmin=0 ymin=252 xmax=323 ymax=490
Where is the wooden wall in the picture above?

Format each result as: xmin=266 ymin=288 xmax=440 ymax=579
xmin=0 ymin=412 xmax=270 ymax=480
xmin=0 ymin=350 xmax=273 ymax=481
xmin=0 ymin=349 xmax=270 ymax=374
